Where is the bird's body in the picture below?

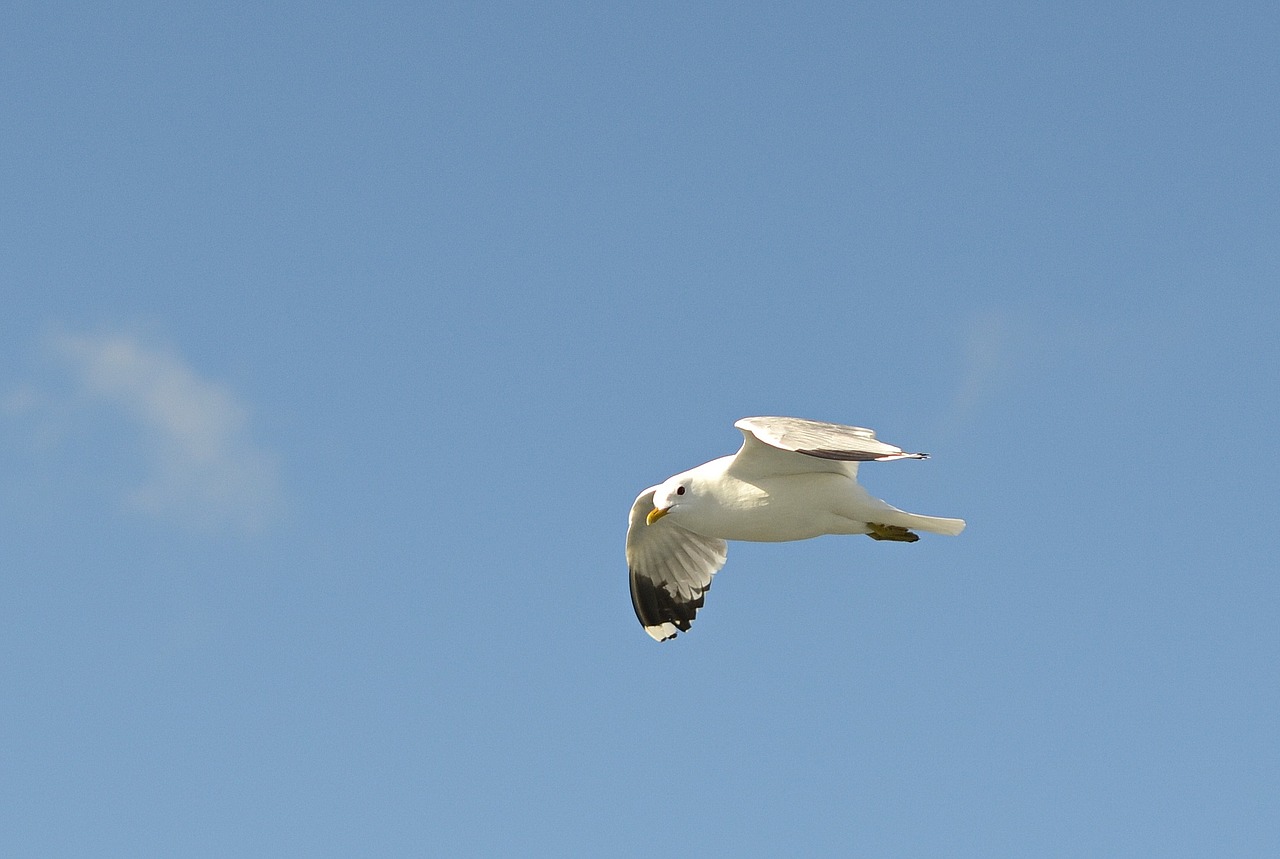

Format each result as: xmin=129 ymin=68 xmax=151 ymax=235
xmin=627 ymin=416 xmax=965 ymax=641
xmin=655 ymin=455 xmax=957 ymax=542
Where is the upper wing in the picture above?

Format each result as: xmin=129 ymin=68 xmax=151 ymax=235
xmin=729 ymin=416 xmax=927 ymax=480
xmin=626 ymin=487 xmax=728 ymax=642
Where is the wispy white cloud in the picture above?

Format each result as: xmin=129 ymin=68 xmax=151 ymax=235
xmin=938 ymin=310 xmax=1020 ymax=436
xmin=37 ymin=329 xmax=284 ymax=533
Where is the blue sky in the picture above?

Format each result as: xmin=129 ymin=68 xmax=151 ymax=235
xmin=3 ymin=1 xmax=1278 ymax=855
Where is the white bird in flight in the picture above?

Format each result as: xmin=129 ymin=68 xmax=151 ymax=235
xmin=627 ymin=416 xmax=965 ymax=641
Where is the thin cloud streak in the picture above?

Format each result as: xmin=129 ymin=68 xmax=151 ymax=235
xmin=47 ymin=330 xmax=284 ymax=533
xmin=936 ymin=311 xmax=1018 ymax=440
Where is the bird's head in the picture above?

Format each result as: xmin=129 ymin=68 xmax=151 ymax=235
xmin=647 ymin=475 xmax=695 ymax=525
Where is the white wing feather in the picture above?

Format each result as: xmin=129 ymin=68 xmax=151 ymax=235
xmin=626 ymin=487 xmax=728 ymax=641
xmin=729 ymin=416 xmax=926 ymax=480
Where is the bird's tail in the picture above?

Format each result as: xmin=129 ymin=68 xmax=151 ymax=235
xmin=882 ymin=507 xmax=967 ymax=536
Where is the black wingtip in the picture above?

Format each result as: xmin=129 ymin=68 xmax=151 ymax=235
xmin=629 ymin=568 xmax=706 ymax=638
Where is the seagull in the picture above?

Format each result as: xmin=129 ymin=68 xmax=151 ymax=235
xmin=627 ymin=416 xmax=965 ymax=641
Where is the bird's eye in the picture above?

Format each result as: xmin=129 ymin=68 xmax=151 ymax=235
xmin=676 ymin=485 xmax=686 ymax=496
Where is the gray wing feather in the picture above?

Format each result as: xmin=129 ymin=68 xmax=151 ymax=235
xmin=729 ymin=416 xmax=926 ymax=480
xmin=626 ymin=487 xmax=728 ymax=642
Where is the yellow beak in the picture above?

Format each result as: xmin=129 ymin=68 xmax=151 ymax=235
xmin=646 ymin=507 xmax=669 ymax=525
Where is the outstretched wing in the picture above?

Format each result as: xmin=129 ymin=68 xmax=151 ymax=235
xmin=626 ymin=487 xmax=728 ymax=641
xmin=729 ymin=416 xmax=927 ymax=480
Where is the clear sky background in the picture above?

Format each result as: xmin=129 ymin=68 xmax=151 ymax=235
xmin=3 ymin=2 xmax=1278 ymax=856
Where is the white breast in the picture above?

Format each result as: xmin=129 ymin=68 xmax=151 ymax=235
xmin=683 ymin=471 xmax=872 ymax=542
